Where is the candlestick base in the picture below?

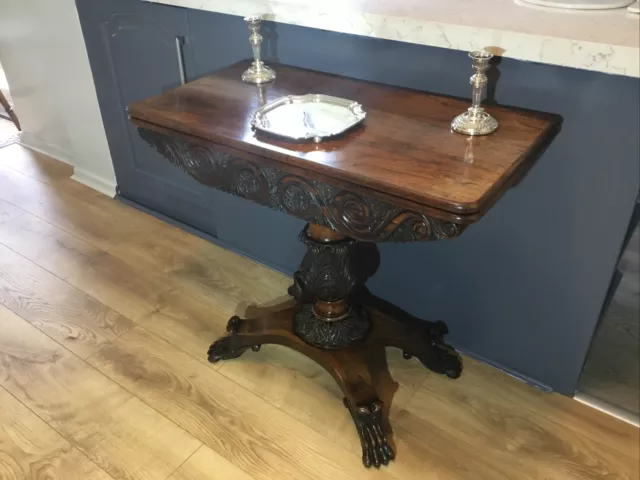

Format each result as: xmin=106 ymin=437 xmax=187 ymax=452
xmin=451 ymin=108 xmax=498 ymax=136
xmin=242 ymin=62 xmax=276 ymax=84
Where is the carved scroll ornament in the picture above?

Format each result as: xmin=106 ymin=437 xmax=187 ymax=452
xmin=139 ymin=128 xmax=466 ymax=243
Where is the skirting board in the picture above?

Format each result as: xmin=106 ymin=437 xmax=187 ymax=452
xmin=19 ymin=132 xmax=116 ymax=198
xmin=71 ymin=167 xmax=117 ymax=197
xmin=19 ymin=132 xmax=75 ymax=166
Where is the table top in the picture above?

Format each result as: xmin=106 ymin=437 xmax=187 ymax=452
xmin=128 ymin=61 xmax=561 ymax=220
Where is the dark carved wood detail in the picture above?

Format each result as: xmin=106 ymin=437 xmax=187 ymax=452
xmin=289 ymin=228 xmax=359 ymax=304
xmin=294 ymin=304 xmax=370 ymax=349
xmin=344 ymin=398 xmax=394 ymax=468
xmin=401 ymin=320 xmax=463 ymax=379
xmin=138 ymin=128 xmax=466 ymax=243
xmin=286 ymin=225 xmax=371 ymax=348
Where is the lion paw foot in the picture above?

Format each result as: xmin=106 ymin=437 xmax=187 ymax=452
xmin=347 ymin=399 xmax=394 ymax=468
xmin=417 ymin=343 xmax=462 ymax=379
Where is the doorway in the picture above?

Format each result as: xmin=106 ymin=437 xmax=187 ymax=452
xmin=577 ymin=204 xmax=640 ymax=424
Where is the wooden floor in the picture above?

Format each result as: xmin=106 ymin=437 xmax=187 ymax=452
xmin=0 ymin=144 xmax=637 ymax=480
xmin=0 ymin=118 xmax=18 ymax=148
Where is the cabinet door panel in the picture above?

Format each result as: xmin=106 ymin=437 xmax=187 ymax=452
xmin=77 ymin=0 xmax=219 ymax=235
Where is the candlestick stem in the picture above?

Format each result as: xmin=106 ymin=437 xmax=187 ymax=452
xmin=451 ymin=50 xmax=498 ymax=136
xmin=241 ymin=15 xmax=276 ymax=84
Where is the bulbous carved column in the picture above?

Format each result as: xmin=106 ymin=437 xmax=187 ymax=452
xmin=289 ymin=224 xmax=371 ymax=349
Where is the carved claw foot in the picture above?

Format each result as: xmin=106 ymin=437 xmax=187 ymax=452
xmin=207 ymin=316 xmax=261 ymax=363
xmin=207 ymin=336 xmax=249 ymax=363
xmin=403 ymin=320 xmax=463 ymax=379
xmin=412 ymin=341 xmax=462 ymax=378
xmin=344 ymin=398 xmax=394 ymax=468
xmin=415 ymin=342 xmax=462 ymax=379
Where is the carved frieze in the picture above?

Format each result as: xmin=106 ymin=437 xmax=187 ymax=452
xmin=139 ymin=128 xmax=466 ymax=242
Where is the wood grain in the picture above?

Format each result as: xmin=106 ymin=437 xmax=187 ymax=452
xmin=0 ymin=386 xmax=114 ymax=480
xmin=0 ymin=147 xmax=290 ymax=307
xmin=398 ymin=358 xmax=639 ymax=480
xmin=0 ymin=198 xmax=24 ymax=224
xmin=0 ymin=305 xmax=201 ymax=480
xmin=129 ymin=61 xmax=561 ymax=217
xmin=218 ymin=344 xmax=430 ymax=457
xmin=167 ymin=446 xmax=257 ymax=480
xmin=0 ymin=210 xmax=172 ymax=321
xmin=137 ymin=288 xmax=240 ymax=368
xmin=87 ymin=326 xmax=396 ymax=480
xmin=0 ymin=165 xmax=137 ymax=250
xmin=0 ymin=243 xmax=133 ymax=358
xmin=0 ymin=145 xmax=99 ymax=202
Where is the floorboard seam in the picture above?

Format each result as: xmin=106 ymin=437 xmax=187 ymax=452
xmin=0 ymin=381 xmax=118 ymax=480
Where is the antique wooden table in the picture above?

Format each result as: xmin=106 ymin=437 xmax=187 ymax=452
xmin=128 ymin=61 xmax=561 ymax=468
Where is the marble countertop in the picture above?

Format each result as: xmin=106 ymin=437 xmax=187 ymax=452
xmin=149 ymin=0 xmax=640 ymax=77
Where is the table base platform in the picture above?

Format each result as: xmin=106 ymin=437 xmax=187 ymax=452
xmin=207 ymin=224 xmax=462 ymax=468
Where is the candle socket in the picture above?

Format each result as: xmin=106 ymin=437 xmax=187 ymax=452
xmin=242 ymin=15 xmax=276 ymax=84
xmin=451 ymin=50 xmax=498 ymax=136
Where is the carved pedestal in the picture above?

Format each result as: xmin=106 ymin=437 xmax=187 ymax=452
xmin=138 ymin=127 xmax=467 ymax=468
xmin=208 ymin=223 xmax=462 ymax=468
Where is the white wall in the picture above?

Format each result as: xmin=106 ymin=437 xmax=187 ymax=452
xmin=0 ymin=0 xmax=116 ymax=196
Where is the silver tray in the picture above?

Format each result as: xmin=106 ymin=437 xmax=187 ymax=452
xmin=251 ymin=94 xmax=366 ymax=143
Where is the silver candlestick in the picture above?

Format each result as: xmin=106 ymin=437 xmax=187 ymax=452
xmin=241 ymin=15 xmax=276 ymax=84
xmin=451 ymin=50 xmax=498 ymax=136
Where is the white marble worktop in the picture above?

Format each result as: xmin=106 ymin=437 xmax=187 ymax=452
xmin=148 ymin=0 xmax=640 ymax=77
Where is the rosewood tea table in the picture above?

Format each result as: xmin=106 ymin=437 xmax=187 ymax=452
xmin=128 ymin=61 xmax=560 ymax=468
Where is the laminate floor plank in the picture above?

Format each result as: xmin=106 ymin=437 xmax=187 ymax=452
xmin=0 ymin=305 xmax=202 ymax=480
xmin=0 ymin=166 xmax=139 ymax=251
xmin=1 ymin=143 xmax=71 ymax=181
xmin=399 ymin=358 xmax=639 ymax=480
xmin=0 ymin=198 xmax=24 ymax=224
xmin=0 ymin=209 xmax=172 ymax=322
xmin=106 ymin=230 xmax=290 ymax=307
xmin=0 ymin=152 xmax=289 ymax=308
xmin=0 ymin=243 xmax=134 ymax=358
xmin=218 ymin=343 xmax=430 ymax=458
xmin=167 ymin=446 xmax=257 ymax=480
xmin=87 ymin=326 xmax=398 ymax=480
xmin=0 ymin=144 xmax=101 ymax=201
xmin=388 ymin=414 xmax=536 ymax=480
xmin=137 ymin=289 xmax=238 ymax=369
xmin=0 ymin=386 xmax=114 ymax=480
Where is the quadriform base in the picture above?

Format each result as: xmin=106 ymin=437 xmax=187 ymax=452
xmin=207 ymin=224 xmax=462 ymax=468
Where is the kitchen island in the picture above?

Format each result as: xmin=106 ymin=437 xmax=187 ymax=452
xmin=77 ymin=0 xmax=639 ymax=395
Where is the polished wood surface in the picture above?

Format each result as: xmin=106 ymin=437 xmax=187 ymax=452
xmin=128 ymin=61 xmax=561 ymax=219
xmin=0 ymin=144 xmax=636 ymax=479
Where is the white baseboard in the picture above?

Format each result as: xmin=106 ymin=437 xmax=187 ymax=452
xmin=574 ymin=392 xmax=640 ymax=428
xmin=71 ymin=167 xmax=117 ymax=198
xmin=18 ymin=132 xmax=75 ymax=166
xmin=18 ymin=132 xmax=117 ymax=198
